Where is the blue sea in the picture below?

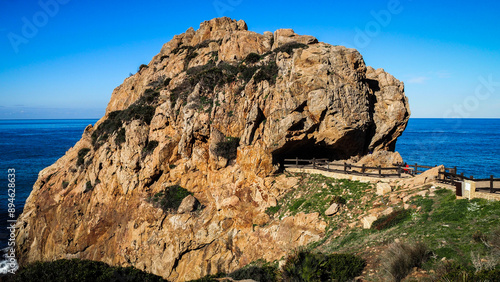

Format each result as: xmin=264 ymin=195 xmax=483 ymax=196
xmin=395 ymin=119 xmax=500 ymax=178
xmin=0 ymin=118 xmax=499 ymax=270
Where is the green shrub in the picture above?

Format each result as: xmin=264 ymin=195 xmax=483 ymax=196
xmin=273 ymin=42 xmax=309 ymax=55
xmin=436 ymin=261 xmax=500 ymax=282
xmin=194 ymin=39 xmax=222 ymax=49
xmin=253 ymin=61 xmax=279 ymax=84
xmin=331 ymin=195 xmax=347 ymax=205
xmin=372 ymin=209 xmax=411 ymax=231
xmin=62 ymin=181 xmax=69 ymax=189
xmin=266 ymin=205 xmax=281 ymax=216
xmin=148 ymin=185 xmax=192 ymax=212
xmin=228 ymin=260 xmax=279 ymax=282
xmin=244 ymin=52 xmax=261 ymax=64
xmin=239 ymin=65 xmax=260 ymax=82
xmin=77 ymin=148 xmax=91 ymax=166
xmin=91 ymin=89 xmax=158 ymax=147
xmin=138 ymin=64 xmax=148 ymax=72
xmin=186 ymin=273 xmax=226 ymax=282
xmin=382 ymin=242 xmax=430 ymax=282
xmin=282 ymin=250 xmax=366 ymax=282
xmin=85 ymin=181 xmax=93 ymax=193
xmin=115 ymin=128 xmax=126 ymax=146
xmin=10 ymin=258 xmax=166 ymax=282
xmin=171 ymin=45 xmax=195 ymax=55
xmin=186 ymin=51 xmax=198 ymax=63
xmin=143 ymin=140 xmax=159 ymax=154
xmin=213 ymin=137 xmax=240 ymax=161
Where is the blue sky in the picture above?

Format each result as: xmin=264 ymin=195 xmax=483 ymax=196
xmin=0 ymin=0 xmax=499 ymax=119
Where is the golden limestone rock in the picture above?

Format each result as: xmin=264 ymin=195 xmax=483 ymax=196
xmin=16 ymin=17 xmax=409 ymax=281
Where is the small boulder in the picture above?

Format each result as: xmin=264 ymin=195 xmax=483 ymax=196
xmin=325 ymin=203 xmax=340 ymax=216
xmin=362 ymin=215 xmax=378 ymax=229
xmin=376 ymin=182 xmax=392 ymax=195
xmin=381 ymin=207 xmax=394 ymax=216
xmin=177 ymin=195 xmax=199 ymax=214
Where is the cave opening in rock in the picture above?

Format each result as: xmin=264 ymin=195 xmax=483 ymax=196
xmin=272 ymin=128 xmax=372 ymax=171
xmin=272 ymin=138 xmax=345 ymax=170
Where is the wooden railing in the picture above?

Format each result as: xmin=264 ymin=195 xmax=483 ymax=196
xmin=438 ymin=172 xmax=500 ymax=194
xmin=285 ymin=157 xmax=498 ymax=194
xmin=283 ymin=158 xmax=435 ymax=178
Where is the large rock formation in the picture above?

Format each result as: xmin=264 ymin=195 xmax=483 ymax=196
xmin=15 ymin=18 xmax=410 ymax=281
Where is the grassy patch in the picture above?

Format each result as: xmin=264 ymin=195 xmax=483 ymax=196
xmin=316 ymin=186 xmax=500 ymax=279
xmin=269 ymin=174 xmax=373 ymax=222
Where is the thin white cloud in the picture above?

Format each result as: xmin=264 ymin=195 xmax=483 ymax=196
xmin=432 ymin=70 xmax=452 ymax=79
xmin=407 ymin=76 xmax=430 ymax=84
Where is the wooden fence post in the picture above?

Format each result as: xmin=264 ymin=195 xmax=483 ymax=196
xmin=453 ymin=166 xmax=457 ymax=174
xmin=362 ymin=164 xmax=366 ymax=176
xmin=470 ymin=176 xmax=474 ymax=180
xmin=397 ymin=165 xmax=401 ymax=178
xmin=313 ymin=158 xmax=316 ymax=169
xmin=378 ymin=165 xmax=382 ymax=177
xmin=296 ymin=157 xmax=298 ymax=167
xmin=491 ymin=175 xmax=494 ymax=194
xmin=414 ymin=163 xmax=418 ymax=174
xmin=344 ymin=162 xmax=347 ymax=174
xmin=327 ymin=161 xmax=329 ymax=170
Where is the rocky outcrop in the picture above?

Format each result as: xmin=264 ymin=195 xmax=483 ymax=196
xmin=16 ymin=17 xmax=410 ymax=281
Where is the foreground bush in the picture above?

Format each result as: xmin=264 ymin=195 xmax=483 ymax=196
xmin=8 ymin=259 xmax=166 ymax=282
xmin=282 ymin=250 xmax=365 ymax=282
xmin=228 ymin=259 xmax=280 ymax=282
xmin=382 ymin=242 xmax=430 ymax=282
xmin=436 ymin=261 xmax=500 ymax=281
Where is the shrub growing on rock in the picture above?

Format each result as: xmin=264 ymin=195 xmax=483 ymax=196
xmin=148 ymin=185 xmax=192 ymax=212
xmin=91 ymin=89 xmax=158 ymax=147
xmin=76 ymin=148 xmax=91 ymax=166
xmin=214 ymin=137 xmax=240 ymax=161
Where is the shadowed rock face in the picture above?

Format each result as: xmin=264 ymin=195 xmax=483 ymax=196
xmin=15 ymin=17 xmax=410 ymax=281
